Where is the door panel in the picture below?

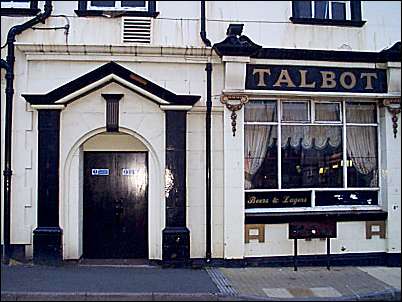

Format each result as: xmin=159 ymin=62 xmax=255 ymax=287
xmin=83 ymin=152 xmax=148 ymax=259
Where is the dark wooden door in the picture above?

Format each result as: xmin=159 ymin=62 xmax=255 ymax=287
xmin=83 ymin=152 xmax=148 ymax=258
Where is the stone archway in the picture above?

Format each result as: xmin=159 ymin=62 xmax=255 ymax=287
xmin=61 ymin=128 xmax=164 ymax=261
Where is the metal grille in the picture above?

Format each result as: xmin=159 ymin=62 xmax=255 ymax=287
xmin=122 ymin=17 xmax=152 ymax=44
xmin=106 ymin=99 xmax=120 ymax=132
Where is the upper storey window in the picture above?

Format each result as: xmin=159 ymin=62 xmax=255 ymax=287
xmin=1 ymin=0 xmax=31 ymax=9
xmin=290 ymin=1 xmax=366 ymax=27
xmin=76 ymin=0 xmax=158 ymax=17
xmin=88 ymin=1 xmax=147 ymax=11
xmin=0 ymin=0 xmax=40 ymax=16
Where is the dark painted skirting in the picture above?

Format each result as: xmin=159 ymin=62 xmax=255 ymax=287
xmin=33 ymin=110 xmax=63 ymax=265
xmin=150 ymin=253 xmax=401 ymax=268
xmin=245 ymin=210 xmax=388 ymax=224
xmin=386 ymin=253 xmax=402 ymax=267
xmin=188 ymin=253 xmax=401 ymax=268
xmin=162 ymin=110 xmax=190 ymax=263
xmin=0 ymin=244 xmax=26 ymax=263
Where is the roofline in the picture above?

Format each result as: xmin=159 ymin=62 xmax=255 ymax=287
xmin=22 ymin=61 xmax=201 ymax=106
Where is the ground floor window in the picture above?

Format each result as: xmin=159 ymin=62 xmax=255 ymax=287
xmin=244 ymin=99 xmax=379 ymax=209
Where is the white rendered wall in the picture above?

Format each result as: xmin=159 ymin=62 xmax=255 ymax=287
xmin=1 ymin=2 xmax=400 ymax=50
xmin=245 ymin=222 xmax=387 ymax=257
xmin=380 ymin=62 xmax=401 ymax=256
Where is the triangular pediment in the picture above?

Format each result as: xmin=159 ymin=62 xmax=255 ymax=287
xmin=22 ymin=62 xmax=200 ymax=108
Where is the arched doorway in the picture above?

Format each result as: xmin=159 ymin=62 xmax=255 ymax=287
xmin=82 ymin=132 xmax=149 ymax=259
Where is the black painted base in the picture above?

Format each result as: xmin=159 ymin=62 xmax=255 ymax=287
xmin=0 ymin=244 xmax=26 ymax=263
xmin=386 ymin=253 xmax=402 ymax=267
xmin=33 ymin=227 xmax=63 ymax=265
xmin=188 ymin=252 xmax=401 ymax=268
xmin=162 ymin=227 xmax=190 ymax=264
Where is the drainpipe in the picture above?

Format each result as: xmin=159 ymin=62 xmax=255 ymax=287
xmin=1 ymin=1 xmax=53 ymax=265
xmin=200 ymin=1 xmax=211 ymax=47
xmin=200 ymin=0 xmax=212 ymax=262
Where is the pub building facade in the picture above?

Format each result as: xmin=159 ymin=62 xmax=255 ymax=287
xmin=1 ymin=1 xmax=401 ymax=266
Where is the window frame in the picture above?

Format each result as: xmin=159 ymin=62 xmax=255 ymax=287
xmin=76 ymin=0 xmax=158 ymax=17
xmin=312 ymin=100 xmax=343 ymax=124
xmin=244 ymin=98 xmax=381 ymax=213
xmin=290 ymin=0 xmax=366 ymax=27
xmin=312 ymin=1 xmax=350 ymax=21
xmin=281 ymin=100 xmax=311 ymax=123
xmin=0 ymin=0 xmax=40 ymax=16
xmin=87 ymin=1 xmax=148 ymax=11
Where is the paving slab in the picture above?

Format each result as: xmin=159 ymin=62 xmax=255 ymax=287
xmin=358 ymin=266 xmax=401 ymax=290
xmin=1 ymin=264 xmax=219 ymax=294
xmin=1 ymin=264 xmax=401 ymax=301
xmin=219 ymin=266 xmax=401 ymax=300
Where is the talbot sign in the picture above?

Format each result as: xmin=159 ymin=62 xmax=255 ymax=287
xmin=246 ymin=64 xmax=387 ymax=93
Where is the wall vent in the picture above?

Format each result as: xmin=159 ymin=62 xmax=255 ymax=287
xmin=122 ymin=17 xmax=152 ymax=44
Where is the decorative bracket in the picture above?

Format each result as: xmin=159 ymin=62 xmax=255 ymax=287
xmin=382 ymin=98 xmax=401 ymax=138
xmin=220 ymin=95 xmax=249 ymax=136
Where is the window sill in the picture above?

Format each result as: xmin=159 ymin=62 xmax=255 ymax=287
xmin=245 ymin=209 xmax=387 ymax=224
xmin=289 ymin=17 xmax=366 ymax=27
xmin=75 ymin=9 xmax=159 ymax=18
xmin=0 ymin=8 xmax=40 ymax=16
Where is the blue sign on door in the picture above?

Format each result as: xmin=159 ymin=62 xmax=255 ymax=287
xmin=91 ymin=169 xmax=109 ymax=176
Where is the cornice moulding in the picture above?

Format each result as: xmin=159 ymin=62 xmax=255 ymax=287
xmin=15 ymin=43 xmax=218 ymax=58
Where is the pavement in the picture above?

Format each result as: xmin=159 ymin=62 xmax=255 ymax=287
xmin=1 ymin=262 xmax=401 ymax=301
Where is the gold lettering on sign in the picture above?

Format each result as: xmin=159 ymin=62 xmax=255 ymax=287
xmin=273 ymin=70 xmax=296 ymax=88
xmin=360 ymin=73 xmax=378 ymax=90
xmin=247 ymin=196 xmax=270 ymax=204
xmin=299 ymin=70 xmax=316 ymax=88
xmin=272 ymin=197 xmax=280 ymax=204
xmin=340 ymin=72 xmax=357 ymax=89
xmin=320 ymin=71 xmax=337 ymax=88
xmin=253 ymin=68 xmax=271 ymax=86
xmin=282 ymin=196 xmax=308 ymax=205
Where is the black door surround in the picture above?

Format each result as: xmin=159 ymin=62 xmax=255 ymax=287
xmin=33 ymin=109 xmax=63 ymax=265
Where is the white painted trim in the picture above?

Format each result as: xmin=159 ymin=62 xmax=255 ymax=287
xmin=245 ymin=187 xmax=380 ymax=192
xmin=88 ymin=0 xmax=148 ymax=11
xmin=1 ymin=1 xmax=30 ymax=8
xmin=16 ymin=43 xmax=216 ymax=58
xmin=222 ymin=56 xmax=251 ymax=63
xmin=342 ymin=100 xmax=348 ymax=189
xmin=386 ymin=62 xmax=401 ymax=68
xmin=190 ymin=106 xmax=224 ymax=113
xmin=226 ymin=89 xmax=400 ymax=99
xmin=53 ymin=74 xmax=169 ymax=105
xmin=245 ymin=205 xmax=382 ymax=214
xmin=24 ymin=54 xmax=221 ymax=65
xmin=30 ymin=105 xmax=66 ymax=110
xmin=159 ymin=105 xmax=193 ymax=111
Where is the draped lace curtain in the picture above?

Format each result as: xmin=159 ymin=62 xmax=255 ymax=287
xmin=346 ymin=102 xmax=378 ymax=187
xmin=245 ymin=125 xmax=273 ymax=189
xmin=244 ymin=102 xmax=277 ymax=189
